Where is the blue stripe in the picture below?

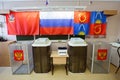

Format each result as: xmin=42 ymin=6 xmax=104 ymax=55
xmin=40 ymin=19 xmax=73 ymax=27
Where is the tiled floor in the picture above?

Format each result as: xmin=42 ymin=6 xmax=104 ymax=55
xmin=0 ymin=64 xmax=119 ymax=80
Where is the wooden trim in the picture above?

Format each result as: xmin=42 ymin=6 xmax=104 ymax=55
xmin=103 ymin=10 xmax=117 ymax=16
xmin=0 ymin=9 xmax=118 ymax=16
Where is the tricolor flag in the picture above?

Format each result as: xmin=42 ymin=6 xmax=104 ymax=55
xmin=74 ymin=11 xmax=90 ymax=35
xmin=89 ymin=11 xmax=107 ymax=35
xmin=39 ymin=11 xmax=74 ymax=35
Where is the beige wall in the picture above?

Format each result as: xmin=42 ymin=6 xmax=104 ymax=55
xmin=107 ymin=13 xmax=120 ymax=42
xmin=116 ymin=14 xmax=120 ymax=41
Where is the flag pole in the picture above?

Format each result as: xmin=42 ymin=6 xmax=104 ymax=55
xmin=68 ymin=34 xmax=70 ymax=40
xmin=34 ymin=35 xmax=36 ymax=41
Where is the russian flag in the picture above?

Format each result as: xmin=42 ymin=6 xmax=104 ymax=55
xmin=39 ymin=11 xmax=74 ymax=35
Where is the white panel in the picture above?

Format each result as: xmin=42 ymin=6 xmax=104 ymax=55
xmin=3 ymin=1 xmax=45 ymax=9
xmin=0 ymin=27 xmax=2 ymax=37
xmin=111 ymin=46 xmax=119 ymax=67
xmin=50 ymin=0 xmax=79 ymax=1
xmin=0 ymin=15 xmax=5 ymax=37
xmin=0 ymin=1 xmax=2 ymax=9
xmin=1 ymin=0 xmax=120 ymax=11
xmin=46 ymin=2 xmax=79 ymax=6
xmin=4 ymin=24 xmax=17 ymax=41
xmin=86 ymin=1 xmax=120 ymax=11
xmin=50 ymin=0 xmax=120 ymax=1
xmin=0 ymin=12 xmax=15 ymax=41
xmin=51 ymin=42 xmax=67 ymax=51
xmin=0 ymin=15 xmax=5 ymax=22
xmin=0 ymin=22 xmax=16 ymax=41
xmin=3 ymin=0 xmax=45 ymax=1
xmin=40 ymin=11 xmax=74 ymax=19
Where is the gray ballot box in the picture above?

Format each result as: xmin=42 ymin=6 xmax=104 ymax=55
xmin=9 ymin=41 xmax=33 ymax=74
xmin=87 ymin=41 xmax=111 ymax=73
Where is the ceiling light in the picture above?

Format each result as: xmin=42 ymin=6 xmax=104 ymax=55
xmin=11 ymin=6 xmax=87 ymax=11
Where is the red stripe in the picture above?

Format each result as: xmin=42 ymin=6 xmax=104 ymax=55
xmin=40 ymin=27 xmax=73 ymax=35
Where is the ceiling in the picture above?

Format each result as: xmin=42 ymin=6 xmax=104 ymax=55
xmin=0 ymin=0 xmax=120 ymax=12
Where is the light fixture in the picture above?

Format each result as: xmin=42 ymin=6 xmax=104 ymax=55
xmin=11 ymin=6 xmax=87 ymax=11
